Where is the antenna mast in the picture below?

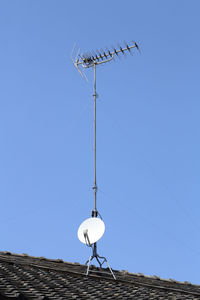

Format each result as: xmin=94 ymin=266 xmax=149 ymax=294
xmin=74 ymin=41 xmax=140 ymax=279
xmin=93 ymin=62 xmax=97 ymax=217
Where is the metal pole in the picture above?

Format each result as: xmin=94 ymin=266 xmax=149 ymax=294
xmin=93 ymin=63 xmax=98 ymax=217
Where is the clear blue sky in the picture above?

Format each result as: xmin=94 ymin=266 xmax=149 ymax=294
xmin=0 ymin=0 xmax=200 ymax=284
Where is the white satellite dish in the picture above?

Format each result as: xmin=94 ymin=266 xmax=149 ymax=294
xmin=78 ymin=217 xmax=105 ymax=245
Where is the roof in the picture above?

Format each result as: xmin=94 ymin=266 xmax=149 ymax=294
xmin=0 ymin=251 xmax=199 ymax=299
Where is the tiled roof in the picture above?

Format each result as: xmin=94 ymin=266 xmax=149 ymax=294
xmin=0 ymin=251 xmax=199 ymax=299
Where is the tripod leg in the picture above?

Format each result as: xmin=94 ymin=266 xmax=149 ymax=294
xmin=104 ymin=258 xmax=116 ymax=280
xmin=86 ymin=255 xmax=92 ymax=276
xmin=96 ymin=256 xmax=102 ymax=268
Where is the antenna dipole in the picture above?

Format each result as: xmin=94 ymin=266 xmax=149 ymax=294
xmin=73 ymin=41 xmax=139 ymax=279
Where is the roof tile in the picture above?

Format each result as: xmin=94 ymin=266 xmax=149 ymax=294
xmin=0 ymin=252 xmax=198 ymax=299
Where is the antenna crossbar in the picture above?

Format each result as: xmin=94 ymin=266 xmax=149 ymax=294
xmin=78 ymin=43 xmax=138 ymax=67
xmin=71 ymin=42 xmax=140 ymax=78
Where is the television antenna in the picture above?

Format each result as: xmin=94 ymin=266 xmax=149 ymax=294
xmin=73 ymin=41 xmax=140 ymax=279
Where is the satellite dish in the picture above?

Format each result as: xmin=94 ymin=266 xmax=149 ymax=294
xmin=78 ymin=217 xmax=105 ymax=245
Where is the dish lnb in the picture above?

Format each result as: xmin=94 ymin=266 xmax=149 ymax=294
xmin=78 ymin=217 xmax=105 ymax=246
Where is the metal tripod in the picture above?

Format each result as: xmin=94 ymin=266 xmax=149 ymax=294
xmin=85 ymin=242 xmax=116 ymax=279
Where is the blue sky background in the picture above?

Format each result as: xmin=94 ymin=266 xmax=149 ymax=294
xmin=0 ymin=0 xmax=200 ymax=284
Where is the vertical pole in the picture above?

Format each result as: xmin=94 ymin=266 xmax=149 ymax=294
xmin=93 ymin=63 xmax=97 ymax=217
xmin=92 ymin=64 xmax=98 ymax=258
